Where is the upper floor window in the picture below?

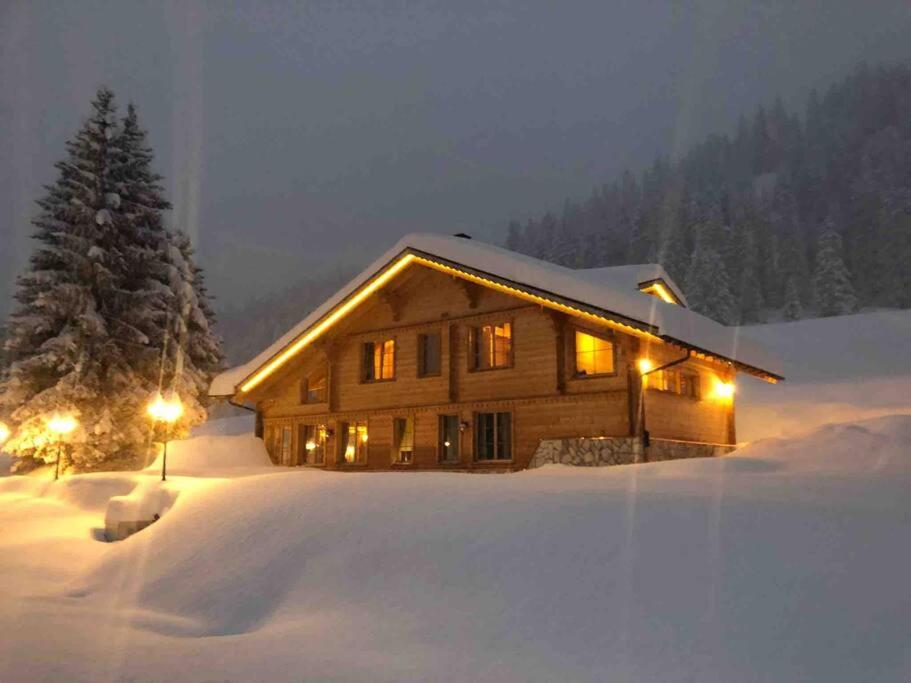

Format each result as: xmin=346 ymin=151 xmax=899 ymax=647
xmin=300 ymin=367 xmax=327 ymax=403
xmin=574 ymin=330 xmax=615 ymax=377
xmin=469 ymin=321 xmax=512 ymax=371
xmin=652 ymin=368 xmax=700 ymax=398
xmin=392 ymin=416 xmax=415 ymax=464
xmin=417 ymin=332 xmax=442 ymax=377
xmin=362 ymin=339 xmax=395 ymax=382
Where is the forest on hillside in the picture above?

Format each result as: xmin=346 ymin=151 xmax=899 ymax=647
xmin=504 ymin=63 xmax=911 ymax=324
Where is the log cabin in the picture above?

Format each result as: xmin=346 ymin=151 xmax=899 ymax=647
xmin=210 ymin=233 xmax=783 ymax=470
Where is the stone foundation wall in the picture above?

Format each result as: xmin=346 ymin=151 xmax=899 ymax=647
xmin=530 ymin=437 xmax=643 ymax=468
xmin=529 ymin=436 xmax=735 ymax=469
xmin=648 ymin=439 xmax=736 ymax=462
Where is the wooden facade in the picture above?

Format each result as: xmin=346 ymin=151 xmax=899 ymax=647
xmin=246 ymin=263 xmax=738 ymax=471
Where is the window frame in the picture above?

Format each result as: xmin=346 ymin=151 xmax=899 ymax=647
xmin=417 ymin=331 xmax=442 ymax=378
xmin=338 ymin=419 xmax=369 ymax=465
xmin=473 ymin=411 xmax=513 ymax=462
xmin=299 ymin=423 xmax=327 ymax=466
xmin=361 ymin=338 xmax=396 ymax=383
xmin=438 ymin=414 xmax=461 ymax=465
xmin=651 ymin=368 xmax=702 ymax=400
xmin=300 ymin=367 xmax=328 ymax=404
xmin=571 ymin=327 xmax=618 ymax=379
xmin=392 ymin=416 xmax=415 ymax=465
xmin=468 ymin=320 xmax=513 ymax=372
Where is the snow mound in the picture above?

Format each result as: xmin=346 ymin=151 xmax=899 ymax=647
xmin=64 ymin=415 xmax=911 ymax=682
xmin=737 ymin=309 xmax=911 ymax=441
xmin=144 ymin=432 xmax=272 ymax=476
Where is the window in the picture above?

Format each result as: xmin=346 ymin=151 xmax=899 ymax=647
xmin=439 ymin=415 xmax=461 ymax=464
xmin=363 ymin=339 xmax=395 ymax=381
xmin=392 ymin=417 xmax=414 ymax=464
xmin=299 ymin=424 xmax=327 ymax=465
xmin=469 ymin=321 xmax=512 ymax=370
xmin=280 ymin=426 xmax=293 ymax=466
xmin=574 ymin=330 xmax=615 ymax=377
xmin=300 ymin=367 xmax=327 ymax=403
xmin=339 ymin=420 xmax=368 ymax=464
xmin=417 ymin=332 xmax=442 ymax=377
xmin=652 ymin=369 xmax=700 ymax=398
xmin=474 ymin=412 xmax=512 ymax=461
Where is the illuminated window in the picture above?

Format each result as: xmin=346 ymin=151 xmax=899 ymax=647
xmin=418 ymin=332 xmax=442 ymax=377
xmin=474 ymin=412 xmax=512 ymax=461
xmin=469 ymin=321 xmax=512 ymax=370
xmin=301 ymin=368 xmax=327 ymax=403
xmin=339 ymin=420 xmax=368 ymax=464
xmin=392 ymin=417 xmax=414 ymax=464
xmin=439 ymin=414 xmax=460 ymax=463
xmin=652 ymin=369 xmax=700 ymax=398
xmin=299 ymin=424 xmax=327 ymax=465
xmin=363 ymin=339 xmax=395 ymax=381
xmin=574 ymin=330 xmax=615 ymax=376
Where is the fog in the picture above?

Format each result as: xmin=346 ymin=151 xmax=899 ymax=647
xmin=2 ymin=1 xmax=909 ymax=319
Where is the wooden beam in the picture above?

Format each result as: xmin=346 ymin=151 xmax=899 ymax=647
xmin=452 ymin=276 xmax=482 ymax=309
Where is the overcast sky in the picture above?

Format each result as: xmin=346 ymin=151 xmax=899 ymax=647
xmin=2 ymin=1 xmax=910 ymax=319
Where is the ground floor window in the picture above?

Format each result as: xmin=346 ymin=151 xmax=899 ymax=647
xmin=339 ymin=420 xmax=368 ymax=464
xmin=299 ymin=424 xmax=327 ymax=465
xmin=474 ymin=412 xmax=512 ymax=461
xmin=653 ymin=369 xmax=701 ymax=398
xmin=392 ymin=417 xmax=414 ymax=464
xmin=280 ymin=426 xmax=293 ymax=465
xmin=439 ymin=414 xmax=460 ymax=463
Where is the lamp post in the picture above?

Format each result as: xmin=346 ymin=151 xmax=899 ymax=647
xmin=147 ymin=393 xmax=183 ymax=481
xmin=47 ymin=414 xmax=77 ymax=481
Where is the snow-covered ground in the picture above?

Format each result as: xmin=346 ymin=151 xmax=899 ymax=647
xmin=0 ymin=310 xmax=910 ymax=682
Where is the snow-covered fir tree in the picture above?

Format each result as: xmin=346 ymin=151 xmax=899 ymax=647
xmin=782 ymin=277 xmax=803 ymax=321
xmin=813 ymin=228 xmax=857 ymax=317
xmin=684 ymin=232 xmax=737 ymax=325
xmin=0 ymin=89 xmax=223 ymax=472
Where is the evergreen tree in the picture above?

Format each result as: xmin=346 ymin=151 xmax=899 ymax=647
xmin=0 ymin=89 xmax=146 ymax=469
xmin=813 ymin=228 xmax=857 ymax=316
xmin=734 ymin=227 xmax=764 ymax=323
xmin=684 ymin=232 xmax=737 ymax=325
xmin=782 ymin=277 xmax=803 ymax=321
xmin=0 ymin=90 xmax=223 ymax=471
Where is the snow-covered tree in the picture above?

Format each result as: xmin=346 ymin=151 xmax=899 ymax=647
xmin=157 ymin=231 xmax=224 ymax=439
xmin=813 ymin=228 xmax=857 ymax=317
xmin=0 ymin=89 xmax=149 ymax=470
xmin=782 ymin=277 xmax=803 ymax=321
xmin=684 ymin=233 xmax=737 ymax=325
xmin=0 ymin=89 xmax=223 ymax=472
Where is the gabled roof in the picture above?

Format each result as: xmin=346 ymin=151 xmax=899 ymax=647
xmin=211 ymin=233 xmax=783 ymax=397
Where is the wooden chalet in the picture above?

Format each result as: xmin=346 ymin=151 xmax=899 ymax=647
xmin=210 ymin=234 xmax=782 ymax=470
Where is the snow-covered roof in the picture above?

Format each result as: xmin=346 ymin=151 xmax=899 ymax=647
xmin=211 ymin=233 xmax=783 ymax=397
xmin=575 ymin=263 xmax=688 ymax=307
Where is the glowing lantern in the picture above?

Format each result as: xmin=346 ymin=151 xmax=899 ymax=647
xmin=305 ymin=440 xmax=317 ymax=451
xmin=637 ymin=358 xmax=654 ymax=375
xmin=146 ymin=393 xmax=184 ymax=481
xmin=47 ymin=413 xmax=78 ymax=481
xmin=712 ymin=380 xmax=736 ymax=401
xmin=0 ymin=421 xmax=10 ymax=447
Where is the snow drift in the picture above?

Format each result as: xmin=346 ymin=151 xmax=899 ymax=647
xmin=41 ymin=415 xmax=911 ymax=683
